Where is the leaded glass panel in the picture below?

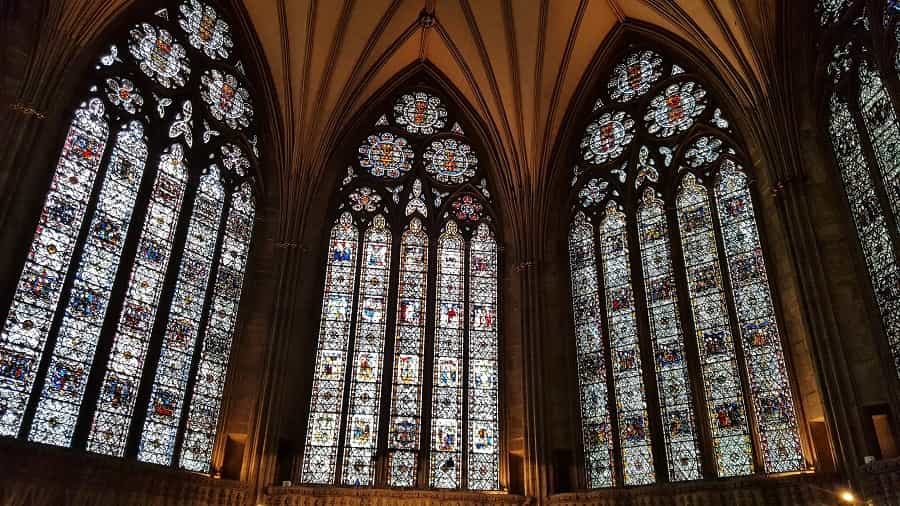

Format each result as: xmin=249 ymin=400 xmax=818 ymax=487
xmin=467 ymin=224 xmax=499 ymax=490
xmin=599 ymin=202 xmax=655 ymax=486
xmin=429 ymin=221 xmax=465 ymax=489
xmin=30 ymin=121 xmax=149 ymax=447
xmin=0 ymin=99 xmax=108 ymax=437
xmin=138 ymin=166 xmax=225 ymax=466
xmin=301 ymin=213 xmax=359 ymax=484
xmin=87 ymin=144 xmax=188 ymax=456
xmin=714 ymin=163 xmax=803 ymax=473
xmin=387 ymin=219 xmax=428 ymax=487
xmin=568 ymin=213 xmax=615 ymax=488
xmin=858 ymin=61 xmax=900 ymax=239
xmin=676 ymin=174 xmax=753 ymax=477
xmin=341 ymin=216 xmax=391 ymax=486
xmin=637 ymin=190 xmax=702 ymax=481
xmin=180 ymin=182 xmax=255 ymax=472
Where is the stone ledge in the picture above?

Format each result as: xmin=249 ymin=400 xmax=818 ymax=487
xmin=0 ymin=438 xmax=249 ymax=506
xmin=265 ymin=485 xmax=533 ymax=505
xmin=860 ymin=457 xmax=900 ymax=505
xmin=546 ymin=472 xmax=844 ymax=506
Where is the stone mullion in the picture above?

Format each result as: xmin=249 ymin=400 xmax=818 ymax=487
xmin=417 ymin=224 xmax=439 ymax=488
xmin=461 ymin=235 xmax=471 ymax=489
xmin=374 ymin=221 xmax=402 ymax=487
xmin=625 ymin=210 xmax=668 ymax=483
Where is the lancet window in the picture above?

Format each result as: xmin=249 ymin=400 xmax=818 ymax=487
xmin=300 ymin=88 xmax=501 ymax=490
xmin=568 ymin=47 xmax=804 ymax=487
xmin=0 ymin=0 xmax=259 ymax=474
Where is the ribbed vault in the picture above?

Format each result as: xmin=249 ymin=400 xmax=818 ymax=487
xmin=241 ymin=0 xmax=782 ymax=253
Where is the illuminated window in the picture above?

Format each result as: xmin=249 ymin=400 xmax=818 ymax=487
xmin=820 ymin=0 xmax=900 ymax=390
xmin=300 ymin=89 xmax=501 ymax=490
xmin=0 ymin=1 xmax=259 ymax=474
xmin=568 ymin=47 xmax=804 ymax=486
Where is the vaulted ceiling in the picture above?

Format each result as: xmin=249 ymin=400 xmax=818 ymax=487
xmin=239 ymin=0 xmax=781 ymax=246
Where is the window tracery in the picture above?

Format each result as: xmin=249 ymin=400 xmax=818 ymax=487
xmin=0 ymin=0 xmax=259 ymax=474
xmin=568 ymin=46 xmax=804 ymax=486
xmin=301 ymin=87 xmax=500 ymax=490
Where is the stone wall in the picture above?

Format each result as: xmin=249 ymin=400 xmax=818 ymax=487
xmin=6 ymin=439 xmax=900 ymax=506
xmin=0 ymin=440 xmax=249 ymax=506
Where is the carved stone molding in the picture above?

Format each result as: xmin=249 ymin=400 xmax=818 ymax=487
xmin=546 ymin=473 xmax=844 ymax=506
xmin=265 ymin=486 xmax=533 ymax=506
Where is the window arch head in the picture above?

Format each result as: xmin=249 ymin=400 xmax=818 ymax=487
xmin=0 ymin=0 xmax=263 ymax=474
xmin=301 ymin=77 xmax=502 ymax=491
xmin=567 ymin=43 xmax=804 ymax=488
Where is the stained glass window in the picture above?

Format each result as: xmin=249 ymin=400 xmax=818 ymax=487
xmin=599 ymin=202 xmax=655 ymax=486
xmin=387 ymin=219 xmax=428 ymax=487
xmin=424 ymin=139 xmax=478 ymax=184
xmin=341 ymin=215 xmax=391 ymax=486
xmin=358 ymin=133 xmax=415 ymax=179
xmin=301 ymin=213 xmax=359 ymax=484
xmin=301 ymin=87 xmax=500 ymax=490
xmin=676 ymin=174 xmax=753 ymax=477
xmin=0 ymin=0 xmax=259 ymax=473
xmin=180 ymin=182 xmax=255 ymax=472
xmin=637 ymin=190 xmax=702 ymax=482
xmin=568 ymin=213 xmax=615 ymax=488
xmin=430 ymin=221 xmax=466 ymax=489
xmin=0 ymin=99 xmax=109 ymax=438
xmin=87 ymin=144 xmax=189 ymax=456
xmin=857 ymin=62 xmax=900 ymax=235
xmin=569 ymin=47 xmax=805 ymax=487
xmin=467 ymin=223 xmax=499 ymax=490
xmin=820 ymin=0 xmax=900 ymax=386
xmin=31 ymin=121 xmax=150 ymax=447
xmin=714 ymin=163 xmax=803 ymax=473
xmin=137 ymin=167 xmax=225 ymax=466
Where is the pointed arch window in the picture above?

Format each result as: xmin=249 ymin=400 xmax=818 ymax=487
xmin=0 ymin=0 xmax=260 ymax=473
xmin=818 ymin=0 xmax=900 ymax=385
xmin=300 ymin=87 xmax=501 ymax=491
xmin=567 ymin=47 xmax=804 ymax=487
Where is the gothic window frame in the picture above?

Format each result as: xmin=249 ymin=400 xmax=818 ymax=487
xmin=0 ymin=0 xmax=264 ymax=474
xmin=815 ymin=0 xmax=900 ymax=419
xmin=298 ymin=74 xmax=504 ymax=491
xmin=564 ymin=39 xmax=808 ymax=488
